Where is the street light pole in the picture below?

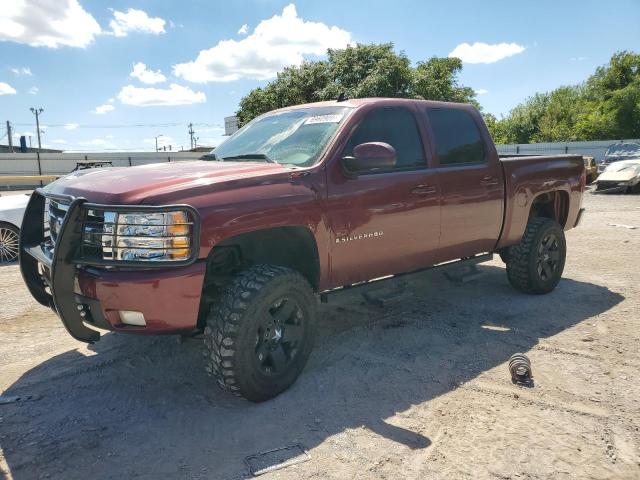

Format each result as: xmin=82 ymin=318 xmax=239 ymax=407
xmin=155 ymin=134 xmax=164 ymax=152
xmin=30 ymin=107 xmax=44 ymax=152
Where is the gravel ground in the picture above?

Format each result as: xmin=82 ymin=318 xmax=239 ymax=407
xmin=1 ymin=192 xmax=639 ymax=480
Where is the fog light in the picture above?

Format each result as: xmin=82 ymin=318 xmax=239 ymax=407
xmin=119 ymin=310 xmax=146 ymax=327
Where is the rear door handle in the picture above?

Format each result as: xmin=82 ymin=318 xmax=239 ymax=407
xmin=411 ymin=184 xmax=437 ymax=195
xmin=480 ymin=176 xmax=500 ymax=186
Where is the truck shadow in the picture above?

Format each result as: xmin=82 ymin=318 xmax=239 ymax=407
xmin=0 ymin=265 xmax=624 ymax=479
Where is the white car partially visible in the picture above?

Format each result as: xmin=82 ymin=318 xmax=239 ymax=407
xmin=595 ymin=159 xmax=640 ymax=193
xmin=0 ymin=193 xmax=30 ymax=263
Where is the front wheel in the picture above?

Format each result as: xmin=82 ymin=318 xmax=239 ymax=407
xmin=203 ymin=264 xmax=316 ymax=402
xmin=506 ymin=217 xmax=566 ymax=294
xmin=0 ymin=223 xmax=20 ymax=263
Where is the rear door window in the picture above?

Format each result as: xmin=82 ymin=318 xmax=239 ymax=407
xmin=425 ymin=108 xmax=486 ymax=166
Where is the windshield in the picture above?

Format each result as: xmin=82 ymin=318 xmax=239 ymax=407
xmin=604 ymin=142 xmax=640 ymax=159
xmin=211 ymin=106 xmax=351 ymax=167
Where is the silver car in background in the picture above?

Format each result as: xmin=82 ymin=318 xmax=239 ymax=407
xmin=0 ymin=193 xmax=29 ymax=263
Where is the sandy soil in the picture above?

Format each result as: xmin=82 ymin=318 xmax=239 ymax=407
xmin=1 ymin=192 xmax=639 ymax=480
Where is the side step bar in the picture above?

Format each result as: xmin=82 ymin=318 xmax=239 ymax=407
xmin=319 ymin=253 xmax=493 ymax=303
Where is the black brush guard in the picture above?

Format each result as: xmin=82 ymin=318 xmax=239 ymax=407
xmin=19 ymin=190 xmax=101 ymax=343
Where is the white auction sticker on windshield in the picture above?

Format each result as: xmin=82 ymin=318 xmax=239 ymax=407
xmin=304 ymin=114 xmax=344 ymax=125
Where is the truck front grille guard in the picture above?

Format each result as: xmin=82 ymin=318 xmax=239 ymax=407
xmin=19 ymin=189 xmax=201 ymax=343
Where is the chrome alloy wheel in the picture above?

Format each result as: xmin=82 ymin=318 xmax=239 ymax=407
xmin=0 ymin=226 xmax=19 ymax=263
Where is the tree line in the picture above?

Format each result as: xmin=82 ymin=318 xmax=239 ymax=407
xmin=236 ymin=44 xmax=640 ymax=144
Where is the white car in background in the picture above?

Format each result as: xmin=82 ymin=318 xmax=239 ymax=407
xmin=0 ymin=193 xmax=29 ymax=263
xmin=595 ymin=159 xmax=640 ymax=193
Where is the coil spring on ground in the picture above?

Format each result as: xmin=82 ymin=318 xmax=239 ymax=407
xmin=509 ymin=353 xmax=533 ymax=385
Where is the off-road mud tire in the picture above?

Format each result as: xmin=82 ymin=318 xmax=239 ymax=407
xmin=506 ymin=217 xmax=566 ymax=294
xmin=203 ymin=264 xmax=316 ymax=402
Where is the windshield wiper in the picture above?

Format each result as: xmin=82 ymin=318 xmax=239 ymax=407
xmin=221 ymin=153 xmax=277 ymax=164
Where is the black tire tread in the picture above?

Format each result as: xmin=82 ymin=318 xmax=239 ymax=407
xmin=506 ymin=217 xmax=565 ymax=294
xmin=203 ymin=264 xmax=313 ymax=400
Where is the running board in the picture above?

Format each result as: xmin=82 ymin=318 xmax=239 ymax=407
xmin=320 ymin=253 xmax=494 ymax=303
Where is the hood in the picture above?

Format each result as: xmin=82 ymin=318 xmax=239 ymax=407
xmin=44 ymin=160 xmax=290 ymax=204
xmin=0 ymin=193 xmax=30 ymax=210
xmin=598 ymin=160 xmax=640 ymax=181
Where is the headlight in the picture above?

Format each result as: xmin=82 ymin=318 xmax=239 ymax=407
xmin=81 ymin=209 xmax=196 ymax=263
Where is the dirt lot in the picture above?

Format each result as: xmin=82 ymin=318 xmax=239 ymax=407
xmin=1 ymin=192 xmax=639 ymax=480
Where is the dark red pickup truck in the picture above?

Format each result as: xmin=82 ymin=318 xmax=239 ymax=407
xmin=20 ymin=98 xmax=585 ymax=401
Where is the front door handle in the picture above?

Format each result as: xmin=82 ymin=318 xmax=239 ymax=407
xmin=411 ymin=184 xmax=437 ymax=195
xmin=480 ymin=176 xmax=500 ymax=186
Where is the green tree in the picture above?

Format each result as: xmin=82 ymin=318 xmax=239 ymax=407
xmin=236 ymin=43 xmax=477 ymax=124
xmin=236 ymin=61 xmax=330 ymax=125
xmin=411 ymin=57 xmax=476 ymax=105
xmin=320 ymin=43 xmax=413 ymax=99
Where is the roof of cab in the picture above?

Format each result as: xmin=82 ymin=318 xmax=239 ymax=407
xmin=269 ymin=97 xmax=475 ymax=113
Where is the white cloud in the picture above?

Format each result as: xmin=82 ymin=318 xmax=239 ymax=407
xmin=64 ymin=123 xmax=79 ymax=130
xmin=475 ymin=88 xmax=488 ymax=95
xmin=570 ymin=56 xmax=587 ymax=62
xmin=52 ymin=139 xmax=67 ymax=144
xmin=0 ymin=82 xmax=17 ymax=95
xmin=93 ymin=103 xmax=115 ymax=114
xmin=109 ymin=8 xmax=166 ymax=37
xmin=117 ymin=83 xmax=206 ymax=106
xmin=237 ymin=24 xmax=248 ymax=35
xmin=0 ymin=0 xmax=101 ymax=48
xmin=130 ymin=62 xmax=166 ymax=84
xmin=448 ymin=42 xmax=525 ymax=64
xmin=11 ymin=66 xmax=32 ymax=76
xmin=173 ymin=4 xmax=352 ymax=83
xmin=28 ymin=86 xmax=39 ymax=94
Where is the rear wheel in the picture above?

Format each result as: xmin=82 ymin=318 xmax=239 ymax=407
xmin=506 ymin=217 xmax=566 ymax=294
xmin=0 ymin=223 xmax=20 ymax=263
xmin=203 ymin=264 xmax=316 ymax=402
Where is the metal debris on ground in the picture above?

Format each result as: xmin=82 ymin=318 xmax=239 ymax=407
xmin=245 ymin=444 xmax=311 ymax=476
xmin=607 ymin=223 xmax=637 ymax=230
xmin=508 ymin=353 xmax=534 ymax=386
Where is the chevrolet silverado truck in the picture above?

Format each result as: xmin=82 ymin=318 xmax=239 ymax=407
xmin=20 ymin=98 xmax=586 ymax=401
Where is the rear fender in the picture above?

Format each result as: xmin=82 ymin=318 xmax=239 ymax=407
xmin=496 ymin=155 xmax=583 ymax=249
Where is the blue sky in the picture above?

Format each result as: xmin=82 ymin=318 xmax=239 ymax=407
xmin=1 ymin=0 xmax=639 ymax=152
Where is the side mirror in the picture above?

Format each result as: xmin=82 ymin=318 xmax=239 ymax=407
xmin=342 ymin=142 xmax=397 ymax=174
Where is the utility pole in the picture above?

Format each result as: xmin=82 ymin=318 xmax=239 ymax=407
xmin=30 ymin=107 xmax=44 ymax=152
xmin=155 ymin=134 xmax=164 ymax=152
xmin=188 ymin=123 xmax=195 ymax=150
xmin=5 ymin=121 xmax=13 ymax=152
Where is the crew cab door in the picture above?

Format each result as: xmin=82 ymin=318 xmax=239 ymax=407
xmin=326 ymin=105 xmax=440 ymax=287
xmin=421 ymin=106 xmax=504 ymax=261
